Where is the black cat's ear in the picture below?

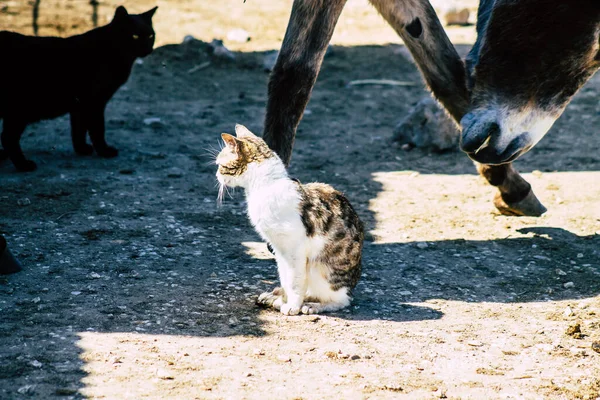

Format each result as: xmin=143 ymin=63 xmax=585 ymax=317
xmin=114 ymin=6 xmax=129 ymax=21
xmin=141 ymin=6 xmax=158 ymax=20
xmin=221 ymin=133 xmax=239 ymax=152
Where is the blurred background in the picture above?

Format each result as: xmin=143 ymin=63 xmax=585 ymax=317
xmin=1 ymin=0 xmax=479 ymax=50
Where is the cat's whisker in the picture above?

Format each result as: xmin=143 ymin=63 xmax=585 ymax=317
xmin=217 ymin=183 xmax=226 ymax=206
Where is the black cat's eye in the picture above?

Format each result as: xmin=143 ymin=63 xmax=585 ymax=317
xmin=132 ymin=34 xmax=139 ymax=40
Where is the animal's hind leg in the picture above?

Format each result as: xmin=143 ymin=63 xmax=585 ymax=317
xmin=70 ymin=110 xmax=93 ymax=155
xmin=263 ymin=0 xmax=347 ymax=166
xmin=1 ymin=119 xmax=36 ymax=172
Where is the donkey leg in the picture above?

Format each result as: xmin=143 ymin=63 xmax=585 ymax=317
xmin=369 ymin=0 xmax=469 ymax=122
xmin=371 ymin=0 xmax=545 ymax=216
xmin=263 ymin=0 xmax=347 ymax=166
xmin=477 ymin=163 xmax=547 ymax=216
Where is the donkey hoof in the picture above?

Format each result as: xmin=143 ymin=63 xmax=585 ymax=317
xmin=494 ymin=190 xmax=547 ymax=217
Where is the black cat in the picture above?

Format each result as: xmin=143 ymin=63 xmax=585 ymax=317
xmin=0 ymin=6 xmax=157 ymax=172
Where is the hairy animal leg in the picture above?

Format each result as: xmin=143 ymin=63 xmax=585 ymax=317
xmin=263 ymin=0 xmax=347 ymax=166
xmin=86 ymin=104 xmax=118 ymax=158
xmin=70 ymin=110 xmax=93 ymax=155
xmin=370 ymin=0 xmax=545 ymax=216
xmin=1 ymin=119 xmax=36 ymax=172
xmin=477 ymin=163 xmax=547 ymax=216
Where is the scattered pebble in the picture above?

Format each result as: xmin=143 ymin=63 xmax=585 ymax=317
xmin=563 ymin=282 xmax=575 ymax=289
xmin=416 ymin=242 xmax=429 ymax=249
xmin=209 ymin=39 xmax=235 ymax=60
xmin=226 ymin=28 xmax=250 ymax=43
xmin=17 ymin=385 xmax=36 ymax=395
xmin=592 ymin=342 xmax=600 ymax=354
xmin=565 ymin=323 xmax=582 ymax=339
xmin=467 ymin=340 xmax=484 ymax=347
xmin=555 ymin=269 xmax=567 ymax=276
xmin=17 ymin=198 xmax=31 ymax=206
xmin=156 ymin=368 xmax=174 ymax=380
xmin=252 ymin=349 xmax=265 ymax=356
xmin=444 ymin=8 xmax=470 ymax=25
xmin=30 ymin=360 xmax=43 ymax=368
xmin=563 ymin=306 xmax=575 ymax=317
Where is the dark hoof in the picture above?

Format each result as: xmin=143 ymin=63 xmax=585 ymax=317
xmin=74 ymin=143 xmax=94 ymax=156
xmin=494 ymin=190 xmax=547 ymax=217
xmin=97 ymin=146 xmax=119 ymax=158
xmin=0 ymin=235 xmax=22 ymax=275
xmin=15 ymin=159 xmax=37 ymax=172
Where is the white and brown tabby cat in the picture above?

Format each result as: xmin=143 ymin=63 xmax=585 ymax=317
xmin=215 ymin=124 xmax=364 ymax=315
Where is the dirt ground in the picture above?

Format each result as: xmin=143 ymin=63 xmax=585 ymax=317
xmin=1 ymin=1 xmax=599 ymax=399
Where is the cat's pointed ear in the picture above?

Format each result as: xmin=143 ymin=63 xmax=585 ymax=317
xmin=235 ymin=124 xmax=257 ymax=139
xmin=114 ymin=6 xmax=129 ymax=20
xmin=221 ymin=133 xmax=239 ymax=152
xmin=141 ymin=6 xmax=158 ymax=20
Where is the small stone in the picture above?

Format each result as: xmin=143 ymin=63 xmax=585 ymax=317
xmin=531 ymin=170 xmax=543 ymax=178
xmin=209 ymin=39 xmax=235 ymax=61
xmin=252 ymin=349 xmax=265 ymax=356
xmin=393 ymin=97 xmax=459 ymax=151
xmin=337 ymin=352 xmax=350 ymax=359
xmin=277 ymin=355 xmax=291 ymax=362
xmin=416 ymin=242 xmax=428 ymax=249
xmin=32 ymin=297 xmax=41 ymax=304
xmin=577 ymin=253 xmax=584 ymax=259
xmin=563 ymin=282 xmax=575 ymax=289
xmin=143 ymin=117 xmax=163 ymax=128
xmin=17 ymin=198 xmax=31 ymax=206
xmin=592 ymin=342 xmax=600 ymax=354
xmin=182 ymin=35 xmax=197 ymax=43
xmin=30 ymin=360 xmax=43 ymax=368
xmin=445 ymin=8 xmax=470 ymax=25
xmin=564 ymin=306 xmax=575 ymax=317
xmin=565 ymin=323 xmax=582 ymax=338
xmin=401 ymin=143 xmax=414 ymax=151
xmin=156 ymin=368 xmax=174 ymax=380
xmin=89 ymin=272 xmax=102 ymax=279
xmin=71 ymin=291 xmax=81 ymax=296
xmin=555 ymin=269 xmax=567 ymax=276
xmin=399 ymin=291 xmax=413 ymax=296
xmin=350 ymin=355 xmax=361 ymax=360
xmin=17 ymin=385 xmax=36 ymax=395
xmin=226 ymin=28 xmax=250 ymax=43
xmin=324 ymin=351 xmax=337 ymax=359
xmin=467 ymin=340 xmax=484 ymax=347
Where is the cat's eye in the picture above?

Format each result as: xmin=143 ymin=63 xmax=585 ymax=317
xmin=149 ymin=34 xmax=154 ymax=39
xmin=132 ymin=34 xmax=139 ymax=40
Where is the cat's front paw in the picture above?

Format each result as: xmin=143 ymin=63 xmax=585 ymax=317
xmin=15 ymin=159 xmax=37 ymax=172
xmin=74 ymin=143 xmax=94 ymax=156
xmin=301 ymin=303 xmax=321 ymax=315
xmin=97 ymin=146 xmax=119 ymax=158
xmin=280 ymin=303 xmax=300 ymax=316
xmin=256 ymin=288 xmax=283 ymax=309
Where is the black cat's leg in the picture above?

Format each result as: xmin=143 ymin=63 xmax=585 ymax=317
xmin=1 ymin=119 xmax=36 ymax=172
xmin=70 ymin=110 xmax=93 ymax=155
xmin=86 ymin=105 xmax=118 ymax=158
